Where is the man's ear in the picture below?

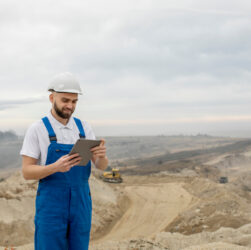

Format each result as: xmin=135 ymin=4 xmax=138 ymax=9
xmin=49 ymin=93 xmax=54 ymax=104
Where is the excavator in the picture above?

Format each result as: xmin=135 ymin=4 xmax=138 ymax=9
xmin=100 ymin=168 xmax=123 ymax=183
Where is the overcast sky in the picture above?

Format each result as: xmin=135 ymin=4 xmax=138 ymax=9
xmin=0 ymin=0 xmax=251 ymax=137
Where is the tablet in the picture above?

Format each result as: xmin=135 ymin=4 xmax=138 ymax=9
xmin=69 ymin=139 xmax=101 ymax=166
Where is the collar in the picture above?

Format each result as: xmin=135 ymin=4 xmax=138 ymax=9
xmin=48 ymin=110 xmax=74 ymax=130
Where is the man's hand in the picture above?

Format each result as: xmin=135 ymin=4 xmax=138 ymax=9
xmin=91 ymin=139 xmax=108 ymax=170
xmin=90 ymin=139 xmax=106 ymax=158
xmin=53 ymin=153 xmax=82 ymax=172
xmin=22 ymin=153 xmax=82 ymax=180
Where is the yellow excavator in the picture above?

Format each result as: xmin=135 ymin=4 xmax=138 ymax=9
xmin=101 ymin=168 xmax=123 ymax=183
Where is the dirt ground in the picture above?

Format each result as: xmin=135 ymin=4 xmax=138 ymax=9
xmin=1 ymin=170 xmax=251 ymax=250
xmin=93 ymin=181 xmax=193 ymax=243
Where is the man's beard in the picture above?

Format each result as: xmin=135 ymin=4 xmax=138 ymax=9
xmin=54 ymin=102 xmax=74 ymax=119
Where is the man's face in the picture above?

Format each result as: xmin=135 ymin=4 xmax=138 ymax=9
xmin=50 ymin=92 xmax=78 ymax=119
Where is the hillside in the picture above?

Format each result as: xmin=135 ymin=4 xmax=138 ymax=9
xmin=0 ymin=134 xmax=240 ymax=172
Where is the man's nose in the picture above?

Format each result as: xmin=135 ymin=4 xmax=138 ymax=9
xmin=66 ymin=103 xmax=73 ymax=110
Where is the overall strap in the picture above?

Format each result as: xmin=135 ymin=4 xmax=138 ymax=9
xmin=42 ymin=117 xmax=57 ymax=142
xmin=74 ymin=117 xmax=86 ymax=138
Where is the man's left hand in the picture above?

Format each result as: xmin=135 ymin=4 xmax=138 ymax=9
xmin=90 ymin=139 xmax=106 ymax=158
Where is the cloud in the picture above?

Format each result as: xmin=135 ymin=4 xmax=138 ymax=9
xmin=0 ymin=0 xmax=250 ymax=136
xmin=0 ymin=97 xmax=46 ymax=111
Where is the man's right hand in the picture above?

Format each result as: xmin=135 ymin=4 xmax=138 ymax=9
xmin=22 ymin=154 xmax=82 ymax=180
xmin=53 ymin=153 xmax=82 ymax=172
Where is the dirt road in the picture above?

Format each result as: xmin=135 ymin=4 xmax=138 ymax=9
xmin=95 ymin=181 xmax=193 ymax=242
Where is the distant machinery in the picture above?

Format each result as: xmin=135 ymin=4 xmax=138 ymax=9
xmin=219 ymin=176 xmax=228 ymax=184
xmin=100 ymin=168 xmax=123 ymax=183
xmin=219 ymin=156 xmax=230 ymax=184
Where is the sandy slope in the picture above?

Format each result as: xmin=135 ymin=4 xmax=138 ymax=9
xmin=93 ymin=182 xmax=193 ymax=242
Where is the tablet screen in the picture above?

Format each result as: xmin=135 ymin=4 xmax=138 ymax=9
xmin=69 ymin=139 xmax=101 ymax=166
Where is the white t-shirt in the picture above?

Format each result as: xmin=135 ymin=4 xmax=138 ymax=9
xmin=20 ymin=111 xmax=96 ymax=166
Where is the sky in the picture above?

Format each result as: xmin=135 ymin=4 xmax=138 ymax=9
xmin=0 ymin=0 xmax=251 ymax=137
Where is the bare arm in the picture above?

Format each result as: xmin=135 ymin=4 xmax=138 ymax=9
xmin=22 ymin=153 xmax=82 ymax=180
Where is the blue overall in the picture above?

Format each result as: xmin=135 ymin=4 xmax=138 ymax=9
xmin=34 ymin=117 xmax=92 ymax=250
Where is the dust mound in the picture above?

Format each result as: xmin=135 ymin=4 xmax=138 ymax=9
xmin=154 ymin=224 xmax=251 ymax=249
xmin=165 ymin=178 xmax=251 ymax=234
xmin=0 ymin=171 xmax=36 ymax=246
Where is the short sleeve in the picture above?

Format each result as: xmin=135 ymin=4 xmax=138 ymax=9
xmin=82 ymin=121 xmax=96 ymax=140
xmin=20 ymin=123 xmax=41 ymax=159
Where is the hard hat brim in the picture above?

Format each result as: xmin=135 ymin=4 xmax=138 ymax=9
xmin=48 ymin=88 xmax=83 ymax=95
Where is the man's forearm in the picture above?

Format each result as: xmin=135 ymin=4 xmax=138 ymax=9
xmin=22 ymin=163 xmax=57 ymax=180
xmin=95 ymin=156 xmax=108 ymax=171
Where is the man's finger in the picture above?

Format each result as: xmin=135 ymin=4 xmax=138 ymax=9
xmin=90 ymin=146 xmax=99 ymax=152
xmin=91 ymin=145 xmax=106 ymax=152
xmin=69 ymin=156 xmax=82 ymax=163
xmin=67 ymin=153 xmax=80 ymax=159
xmin=93 ymin=152 xmax=106 ymax=157
xmin=73 ymin=158 xmax=82 ymax=164
xmin=100 ymin=138 xmax=105 ymax=146
xmin=94 ymin=154 xmax=106 ymax=158
xmin=93 ymin=149 xmax=106 ymax=154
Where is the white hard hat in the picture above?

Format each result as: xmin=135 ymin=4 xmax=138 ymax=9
xmin=48 ymin=72 xmax=83 ymax=94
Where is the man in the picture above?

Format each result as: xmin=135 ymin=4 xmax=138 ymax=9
xmin=20 ymin=72 xmax=108 ymax=250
